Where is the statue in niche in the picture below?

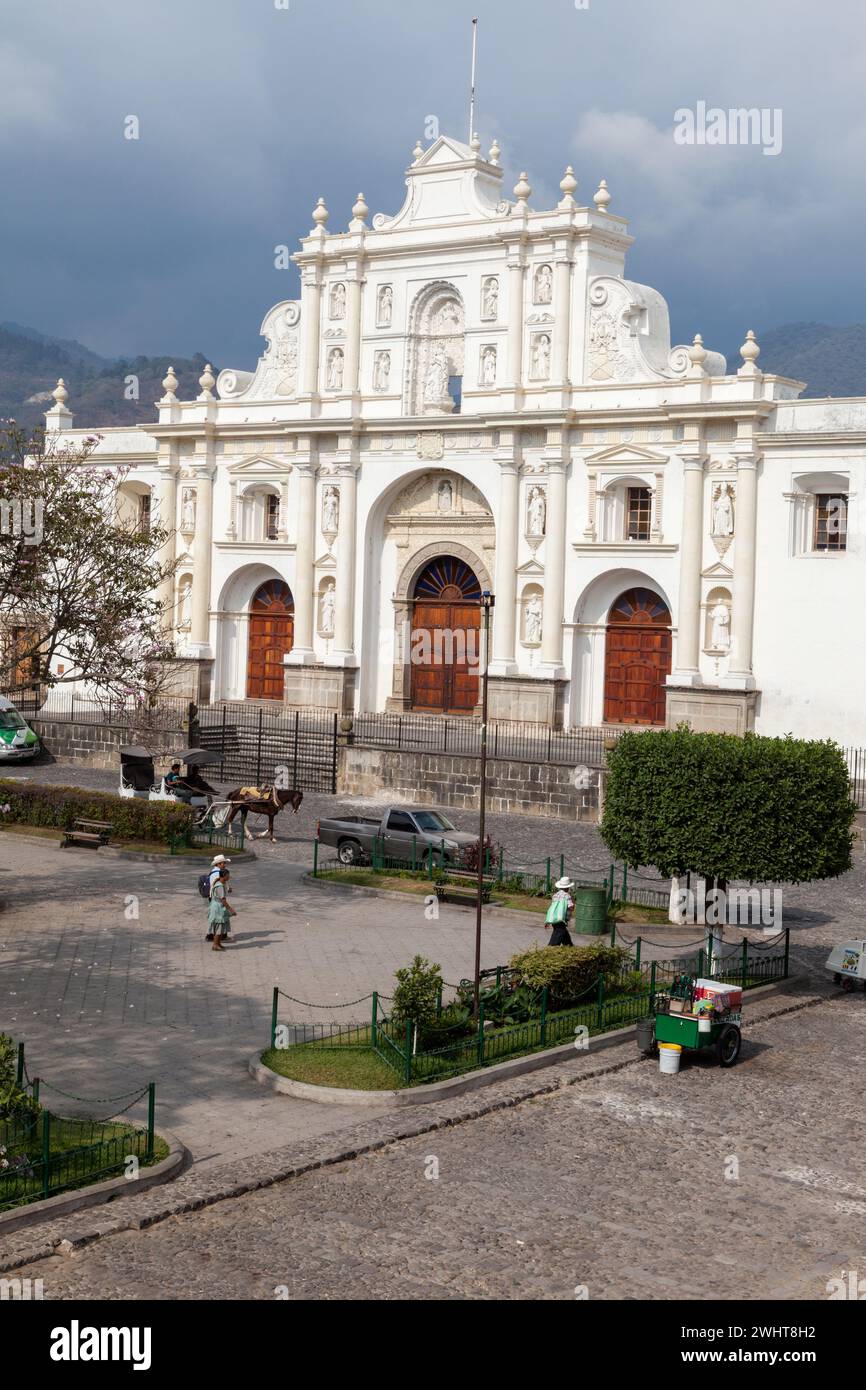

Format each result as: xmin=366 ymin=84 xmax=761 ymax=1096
xmin=436 ymin=301 xmax=461 ymax=333
xmin=326 ymin=348 xmax=344 ymax=390
xmin=481 ymin=276 xmax=499 ymax=320
xmin=481 ymin=345 xmax=497 ymax=386
xmin=424 ymin=346 xmax=449 ymax=403
xmin=437 ymin=479 xmax=453 ymax=512
xmin=709 ymin=600 xmax=731 ymax=651
xmin=373 ymin=351 xmax=391 ymax=392
xmin=534 ymin=264 xmax=552 ymax=305
xmin=320 ymin=584 xmax=336 ymax=636
xmin=531 ymin=334 xmax=551 ymax=380
xmin=525 ymin=594 xmax=543 ymax=644
xmin=527 ymin=486 xmax=546 ymax=536
xmin=322 ymin=486 xmax=339 ymax=534
xmin=178 ymin=579 xmax=192 ymax=630
xmin=181 ymin=489 xmax=196 ymax=532
xmin=329 ymin=282 xmax=346 ymax=320
xmin=377 ymin=284 xmax=393 ymax=326
xmin=712 ymin=483 xmax=735 ymax=537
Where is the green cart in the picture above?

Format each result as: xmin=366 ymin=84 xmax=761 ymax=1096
xmin=636 ymin=972 xmax=743 ymax=1067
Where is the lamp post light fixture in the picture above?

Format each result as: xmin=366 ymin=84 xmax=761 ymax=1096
xmin=473 ymin=589 xmax=495 ymax=1014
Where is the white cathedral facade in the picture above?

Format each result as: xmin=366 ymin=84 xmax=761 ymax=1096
xmin=45 ymin=134 xmax=866 ymax=740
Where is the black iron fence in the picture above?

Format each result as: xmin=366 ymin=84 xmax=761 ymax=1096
xmin=195 ymin=704 xmax=339 ymax=794
xmin=345 ymin=711 xmax=618 ymax=768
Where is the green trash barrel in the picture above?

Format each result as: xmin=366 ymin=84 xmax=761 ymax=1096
xmin=573 ymin=886 xmax=608 ymax=936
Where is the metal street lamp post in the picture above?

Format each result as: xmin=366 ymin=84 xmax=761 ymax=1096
xmin=473 ymin=590 xmax=495 ymax=1014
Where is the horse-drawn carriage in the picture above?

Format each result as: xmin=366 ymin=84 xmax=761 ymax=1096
xmin=117 ymin=746 xmax=303 ymax=839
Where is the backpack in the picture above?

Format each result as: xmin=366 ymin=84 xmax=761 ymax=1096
xmin=545 ymin=894 xmax=569 ymax=926
xmin=197 ymin=872 xmax=212 ymax=900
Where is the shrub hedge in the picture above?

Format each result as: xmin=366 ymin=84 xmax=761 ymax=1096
xmin=507 ymin=943 xmax=632 ymax=1007
xmin=0 ymin=779 xmax=194 ymax=845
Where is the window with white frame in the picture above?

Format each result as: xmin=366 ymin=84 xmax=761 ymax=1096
xmin=240 ymin=485 xmax=281 ymax=542
xmin=788 ymin=473 xmax=849 ymax=556
xmin=597 ymin=477 xmax=656 ymax=542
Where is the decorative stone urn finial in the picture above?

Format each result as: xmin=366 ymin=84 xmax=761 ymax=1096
xmin=470 ymin=131 xmax=481 ymax=154
xmin=351 ymin=191 xmax=369 ymax=225
xmin=488 ymin=138 xmax=500 ymax=166
xmin=593 ymin=178 xmax=612 ymax=211
xmin=53 ymin=378 xmax=69 ymax=408
xmin=559 ymin=165 xmax=578 ymax=207
xmin=688 ymin=333 xmax=708 ymax=367
xmin=513 ymin=171 xmax=532 ymax=207
xmin=161 ymin=366 xmax=179 ymax=402
xmin=412 ymin=139 xmax=424 ymax=161
xmin=739 ymin=328 xmax=761 ymax=369
xmin=198 ymin=363 xmax=216 ymax=399
xmin=312 ymin=196 xmax=329 ymax=229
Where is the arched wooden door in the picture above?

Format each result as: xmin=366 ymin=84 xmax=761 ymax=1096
xmin=247 ymin=579 xmax=294 ymax=700
xmin=603 ymin=587 xmax=671 ymax=725
xmin=410 ymin=557 xmax=481 ymax=714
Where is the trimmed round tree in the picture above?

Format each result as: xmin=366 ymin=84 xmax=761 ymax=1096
xmin=600 ymin=727 xmax=855 ymax=888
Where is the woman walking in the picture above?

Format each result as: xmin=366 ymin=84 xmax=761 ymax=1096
xmin=545 ymin=875 xmax=575 ymax=946
xmin=207 ymin=865 xmax=236 ymax=951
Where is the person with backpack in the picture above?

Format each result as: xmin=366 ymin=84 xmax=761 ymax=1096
xmin=199 ymin=855 xmax=232 ymax=942
xmin=207 ymin=865 xmax=236 ymax=951
xmin=545 ymin=876 xmax=575 ymax=946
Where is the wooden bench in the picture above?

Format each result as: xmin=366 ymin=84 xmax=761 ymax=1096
xmin=62 ymin=819 xmax=113 ymax=849
xmin=434 ymin=883 xmax=493 ymax=908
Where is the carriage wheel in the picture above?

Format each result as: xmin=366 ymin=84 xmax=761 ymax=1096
xmin=715 ymin=1025 xmax=742 ymax=1068
xmin=841 ymin=977 xmax=857 ymax=993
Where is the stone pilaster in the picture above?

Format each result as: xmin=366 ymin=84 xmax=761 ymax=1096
xmin=668 ymin=449 xmax=705 ymax=685
xmin=286 ymin=452 xmax=316 ymax=663
xmin=720 ymin=451 xmax=759 ymax=690
xmin=188 ymin=453 xmax=215 ymax=657
xmin=552 ymin=253 xmax=573 ymax=384
xmin=300 ymin=268 xmax=323 ymax=397
xmin=331 ymin=448 xmax=360 ymax=665
xmin=538 ymin=433 xmax=568 ymax=676
xmin=489 ymin=437 xmax=520 ymax=675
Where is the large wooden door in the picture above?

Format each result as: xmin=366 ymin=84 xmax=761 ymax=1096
xmin=247 ymin=579 xmax=294 ymax=700
xmin=603 ymin=588 xmax=671 ymax=725
xmin=410 ymin=557 xmax=481 ymax=714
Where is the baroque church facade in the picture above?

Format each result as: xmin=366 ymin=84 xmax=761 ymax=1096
xmin=45 ymin=134 xmax=866 ymax=740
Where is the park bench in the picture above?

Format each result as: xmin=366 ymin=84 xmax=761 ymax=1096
xmin=434 ymin=881 xmax=493 ymax=908
xmin=61 ymin=818 xmax=113 ymax=850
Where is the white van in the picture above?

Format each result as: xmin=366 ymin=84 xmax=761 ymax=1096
xmin=0 ymin=695 xmax=41 ymax=762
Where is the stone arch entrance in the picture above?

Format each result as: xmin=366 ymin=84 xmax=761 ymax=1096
xmin=409 ymin=556 xmax=482 ymax=714
xmin=603 ymin=587 xmax=671 ymax=725
xmin=247 ymin=579 xmax=294 ymax=700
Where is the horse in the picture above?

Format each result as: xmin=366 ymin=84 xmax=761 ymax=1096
xmin=224 ymin=786 xmax=303 ymax=842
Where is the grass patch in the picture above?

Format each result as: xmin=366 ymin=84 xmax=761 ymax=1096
xmin=0 ymin=1118 xmax=170 ymax=1212
xmin=0 ymin=822 xmax=241 ymax=857
xmin=263 ymin=1043 xmax=405 ymax=1091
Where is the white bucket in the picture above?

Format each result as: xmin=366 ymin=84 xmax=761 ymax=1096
xmin=698 ymin=1016 xmax=712 ymax=1034
xmin=658 ymin=1043 xmax=682 ymax=1075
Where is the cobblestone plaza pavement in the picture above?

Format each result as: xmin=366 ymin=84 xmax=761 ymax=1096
xmin=1 ymin=762 xmax=864 ymax=1299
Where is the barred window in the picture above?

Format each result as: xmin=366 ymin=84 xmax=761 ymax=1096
xmin=813 ymin=494 xmax=847 ymax=551
xmin=265 ymin=493 xmax=280 ymax=541
xmin=626 ymin=486 xmax=651 ymax=541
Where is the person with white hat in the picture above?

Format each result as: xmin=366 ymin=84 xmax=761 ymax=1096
xmin=545 ymin=876 xmax=575 ymax=946
xmin=205 ymin=854 xmax=232 ymax=943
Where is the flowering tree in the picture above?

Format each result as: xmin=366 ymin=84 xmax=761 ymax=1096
xmin=0 ymin=421 xmax=177 ymax=700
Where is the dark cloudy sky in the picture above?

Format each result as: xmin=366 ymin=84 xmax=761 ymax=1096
xmin=1 ymin=0 xmax=864 ymax=370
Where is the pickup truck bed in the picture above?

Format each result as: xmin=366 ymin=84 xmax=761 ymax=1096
xmin=317 ymin=805 xmax=479 ymax=867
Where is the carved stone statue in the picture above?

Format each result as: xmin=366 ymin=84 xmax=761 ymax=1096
xmin=322 ymin=486 xmax=339 ymax=534
xmin=320 ymin=584 xmax=336 ymax=636
xmin=525 ymin=594 xmax=543 ymax=644
xmin=181 ymin=489 xmax=196 ymax=532
xmin=527 ymin=487 xmax=547 ymax=537
xmin=373 ymin=351 xmax=391 ymax=392
xmin=481 ymin=345 xmax=497 ymax=386
xmin=436 ymin=301 xmax=461 ymax=333
xmin=531 ymin=334 xmax=551 ymax=380
xmin=377 ymin=284 xmax=393 ymax=326
xmin=437 ymin=479 xmax=453 ymax=512
xmin=481 ymin=276 xmax=498 ymax=320
xmin=178 ymin=579 xmax=192 ymax=630
xmin=329 ymin=282 xmax=346 ymax=320
xmin=326 ymin=348 xmax=344 ymax=391
xmin=534 ymin=264 xmax=552 ymax=305
xmin=712 ymin=484 xmax=734 ymax=537
xmin=424 ymin=347 xmax=449 ymax=404
xmin=709 ymin=600 xmax=731 ymax=651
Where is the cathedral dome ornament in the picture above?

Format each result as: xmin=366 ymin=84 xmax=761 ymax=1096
xmin=593 ymin=178 xmax=612 ymax=211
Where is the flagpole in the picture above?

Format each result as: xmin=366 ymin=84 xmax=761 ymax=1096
xmin=468 ymin=17 xmax=478 ymax=144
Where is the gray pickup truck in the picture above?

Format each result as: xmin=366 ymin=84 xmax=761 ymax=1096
xmin=317 ymin=805 xmax=479 ymax=867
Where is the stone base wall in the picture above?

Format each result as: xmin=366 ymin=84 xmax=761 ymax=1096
xmin=338 ymin=746 xmax=600 ymax=821
xmin=282 ymin=665 xmax=357 ymax=714
xmin=29 ymin=720 xmax=188 ymax=771
xmin=487 ymin=676 xmax=567 ymax=727
xmin=666 ymin=686 xmax=758 ymax=735
xmin=163 ymin=657 xmax=213 ymax=704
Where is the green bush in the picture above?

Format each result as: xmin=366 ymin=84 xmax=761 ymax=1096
xmin=391 ymin=955 xmax=444 ymax=1027
xmin=0 ymin=1034 xmax=39 ymax=1123
xmin=508 ymin=943 xmax=632 ymax=1007
xmin=0 ymin=779 xmax=194 ymax=845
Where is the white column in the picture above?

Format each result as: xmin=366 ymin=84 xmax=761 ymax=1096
xmin=344 ymin=275 xmax=363 ymax=395
xmin=277 ymin=476 xmax=289 ymax=542
xmin=721 ymin=453 xmax=758 ymax=689
xmin=669 ymin=452 xmax=704 ymax=684
xmin=552 ymin=257 xmax=572 ymax=383
xmin=490 ymin=455 xmax=520 ymax=674
xmin=154 ymin=463 xmax=178 ymax=622
xmin=332 ymin=462 xmax=359 ymax=664
xmin=286 ymin=461 xmax=316 ymax=662
xmin=189 ymin=467 xmax=214 ymax=653
xmin=505 ymin=258 xmax=525 ymax=388
xmin=539 ymin=460 xmax=567 ymax=673
xmin=301 ymin=273 xmax=322 ymax=396
xmin=226 ymin=479 xmax=238 ymax=539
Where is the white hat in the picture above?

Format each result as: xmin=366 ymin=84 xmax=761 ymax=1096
xmin=555 ymin=876 xmax=574 ymax=890
xmin=211 ymin=854 xmax=231 ymax=865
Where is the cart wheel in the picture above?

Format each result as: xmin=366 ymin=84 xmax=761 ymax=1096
xmin=833 ymin=973 xmax=842 ymax=985
xmin=841 ymin=977 xmax=857 ymax=993
xmin=716 ymin=1024 xmax=741 ymax=1068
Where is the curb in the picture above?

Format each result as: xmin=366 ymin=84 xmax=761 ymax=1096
xmin=0 ymin=1129 xmax=186 ymax=1238
xmin=0 ymin=829 xmax=256 ymax=865
xmin=0 ymin=978 xmax=822 ymax=1274
xmin=250 ymin=973 xmax=800 ymax=1107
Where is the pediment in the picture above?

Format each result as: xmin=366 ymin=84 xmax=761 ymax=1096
xmin=701 ymin=560 xmax=733 ymax=581
xmin=226 ymin=455 xmax=292 ymax=476
xmin=517 ymin=557 xmax=545 ymax=577
xmin=314 ymin=551 xmax=336 ymax=570
xmin=585 ymin=442 xmax=669 ymax=467
xmin=415 ymin=135 xmax=477 ymax=167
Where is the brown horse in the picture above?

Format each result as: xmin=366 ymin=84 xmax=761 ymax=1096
xmin=225 ymin=787 xmax=303 ymax=842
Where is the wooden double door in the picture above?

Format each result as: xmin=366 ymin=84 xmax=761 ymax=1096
xmin=409 ymin=557 xmax=481 ymax=714
xmin=603 ymin=587 xmax=672 ymax=725
xmin=247 ymin=579 xmax=294 ymax=700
